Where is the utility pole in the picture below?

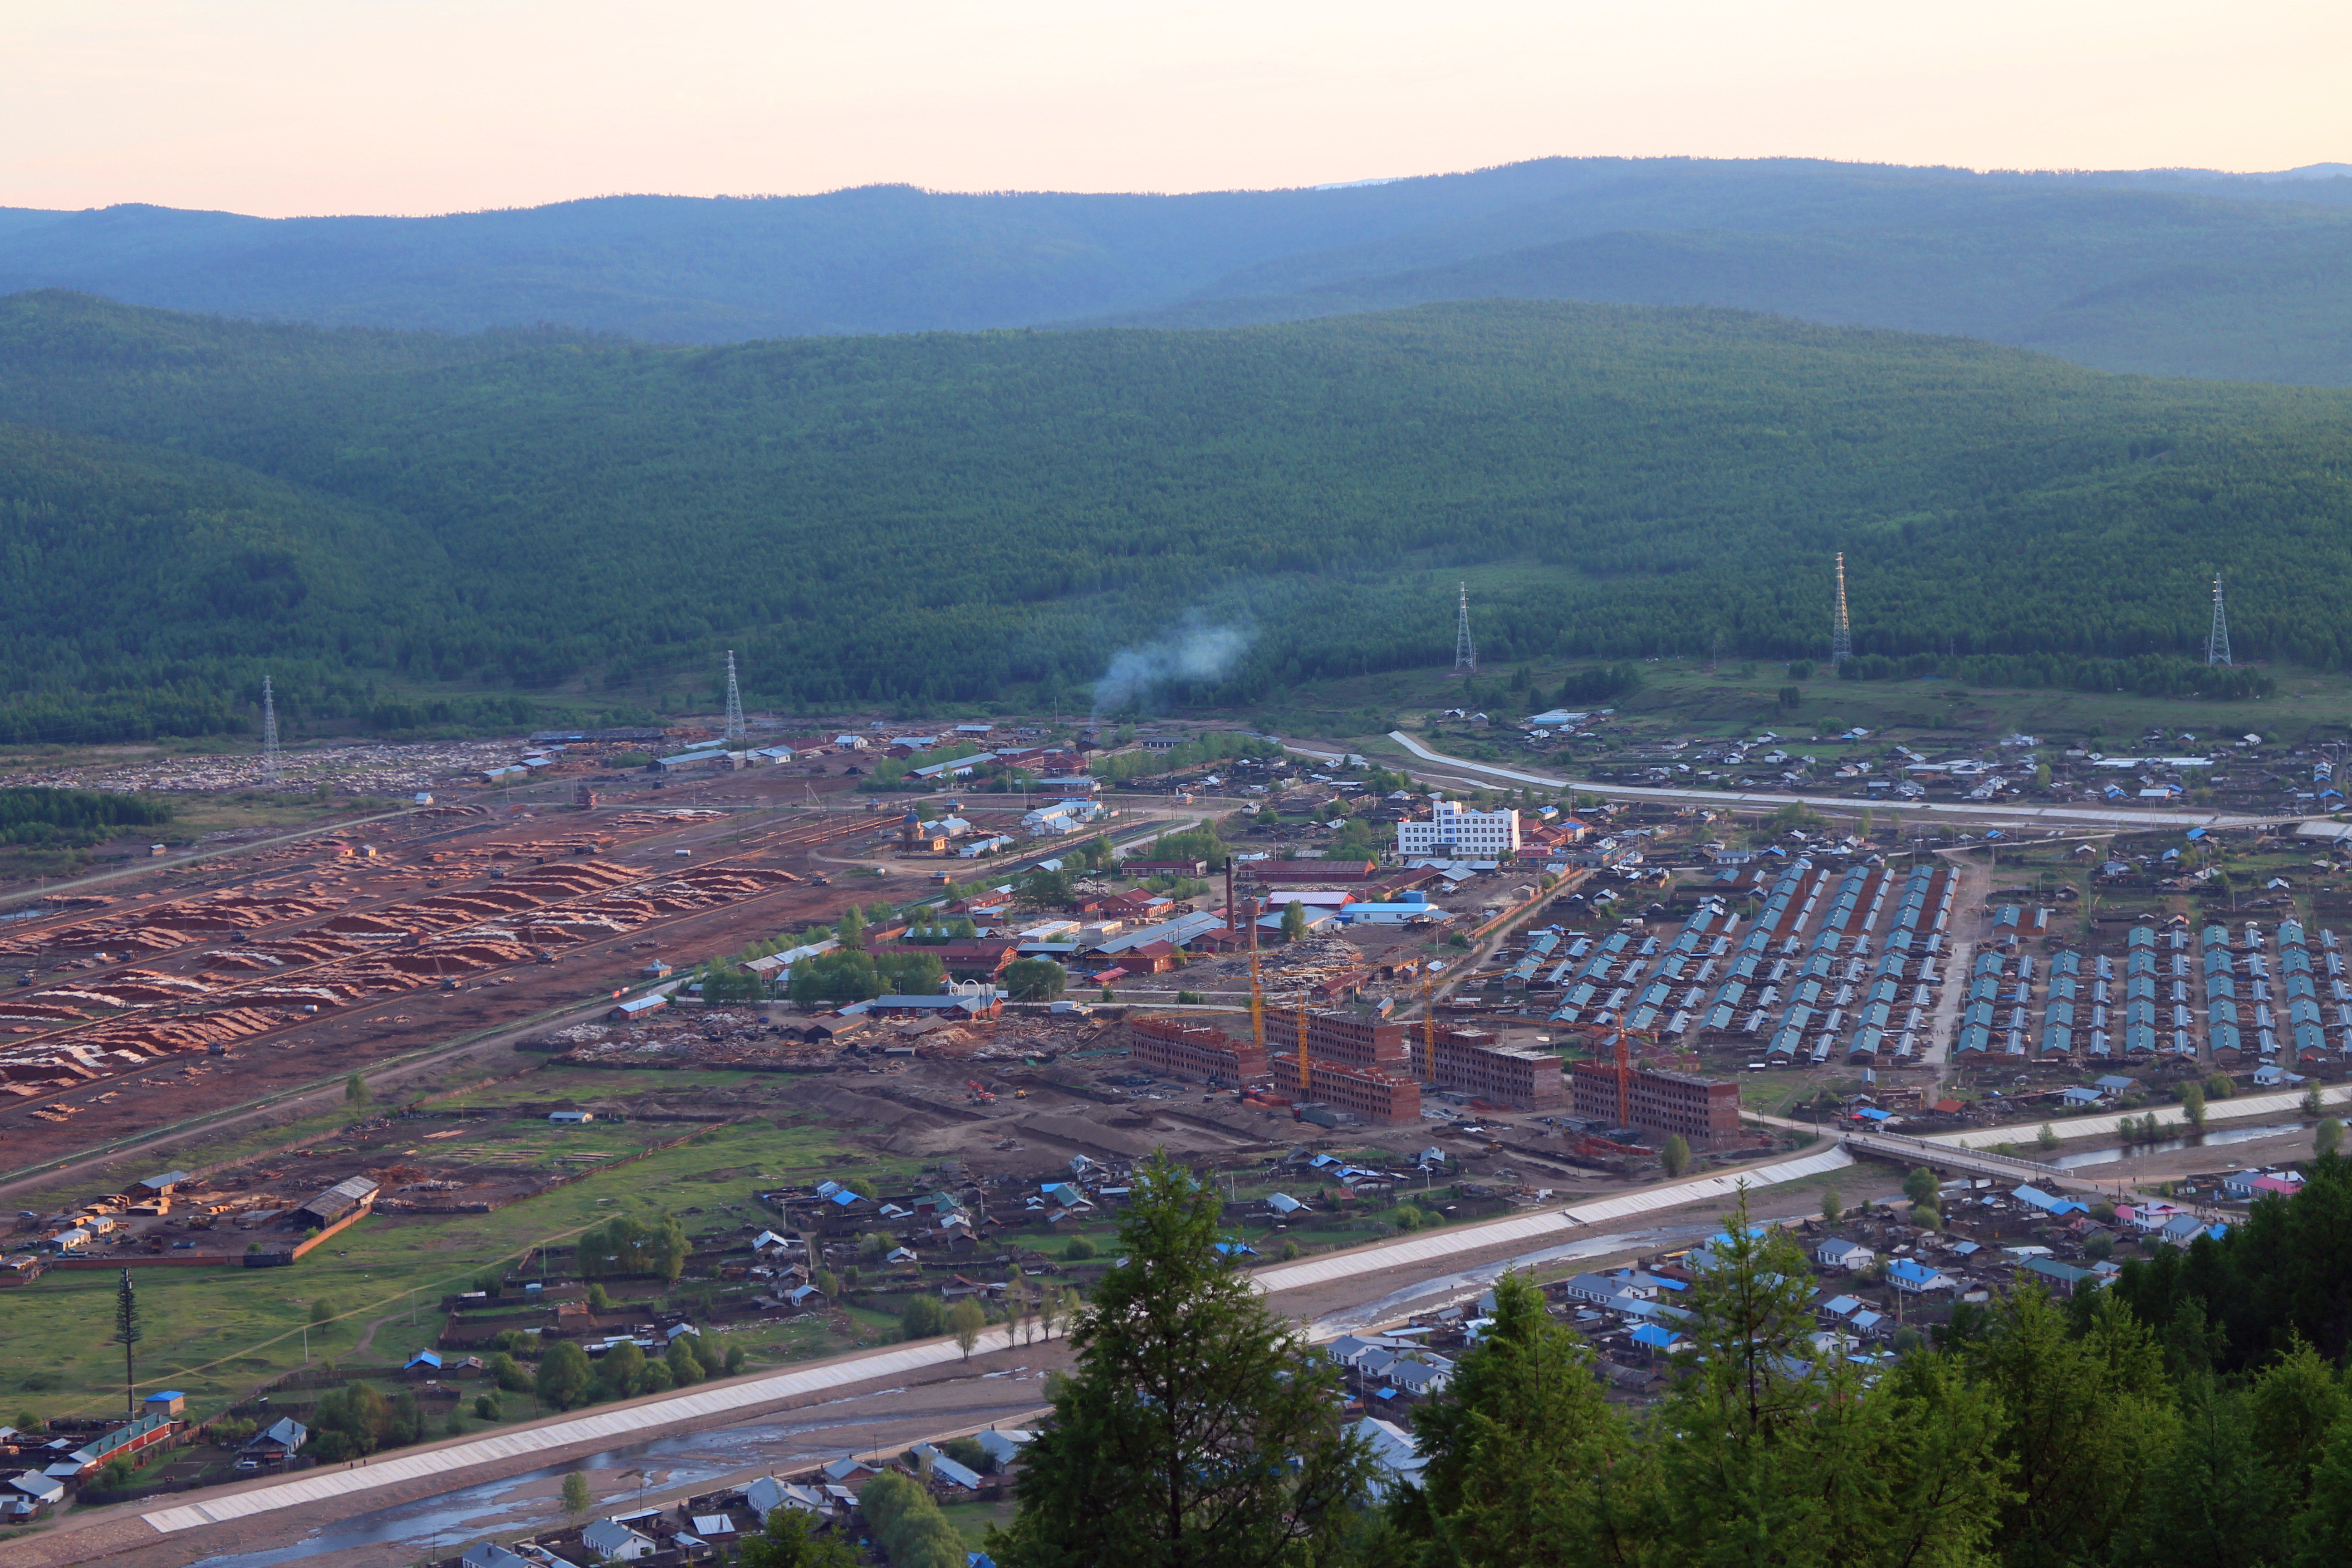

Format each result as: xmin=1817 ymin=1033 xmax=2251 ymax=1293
xmin=2206 ymin=575 xmax=2233 ymax=667
xmin=1831 ymin=554 xmax=1852 ymax=668
xmin=1453 ymin=583 xmax=1477 ymax=674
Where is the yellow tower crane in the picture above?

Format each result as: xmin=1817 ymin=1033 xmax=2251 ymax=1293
xmin=1296 ymin=996 xmax=1312 ymax=1099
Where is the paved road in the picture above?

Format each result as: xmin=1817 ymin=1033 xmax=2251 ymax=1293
xmin=139 ymin=1329 xmax=1031 ymax=1535
xmin=1910 ymin=1080 xmax=2350 ymax=1150
xmin=1379 ymin=732 xmax=2289 ymax=832
xmin=1251 ymin=1144 xmax=1852 ymax=1295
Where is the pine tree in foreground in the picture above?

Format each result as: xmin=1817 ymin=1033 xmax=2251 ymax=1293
xmin=987 ymin=1152 xmax=1377 ymax=1568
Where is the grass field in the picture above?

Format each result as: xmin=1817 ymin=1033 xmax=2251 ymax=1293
xmin=939 ymin=1498 xmax=1019 ymax=1548
xmin=4 ymin=1111 xmax=923 ymax=1427
xmin=428 ymin=1067 xmax=800 ymax=1107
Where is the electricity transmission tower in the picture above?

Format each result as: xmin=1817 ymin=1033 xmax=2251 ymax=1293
xmin=2207 ymin=575 xmax=2233 ymax=667
xmin=1831 ymin=553 xmax=1852 ymax=667
xmin=723 ymin=650 xmax=746 ymax=744
xmin=261 ymin=675 xmax=280 ymax=784
xmin=1452 ymin=583 xmax=1477 ymax=673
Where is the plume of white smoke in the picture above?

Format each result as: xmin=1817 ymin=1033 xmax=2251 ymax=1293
xmin=1092 ymin=617 xmax=1251 ymax=714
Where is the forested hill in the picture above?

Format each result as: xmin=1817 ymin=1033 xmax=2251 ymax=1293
xmin=4 ymin=157 xmax=2352 ymax=382
xmin=2 ymin=289 xmax=2352 ymax=741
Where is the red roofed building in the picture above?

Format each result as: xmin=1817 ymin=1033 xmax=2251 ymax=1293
xmin=1100 ymin=891 xmax=1176 ymax=921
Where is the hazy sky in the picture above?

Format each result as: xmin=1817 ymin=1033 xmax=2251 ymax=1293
xmin=8 ymin=0 xmax=2344 ymax=218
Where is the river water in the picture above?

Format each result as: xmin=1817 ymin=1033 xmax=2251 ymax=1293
xmin=2049 ymin=1122 xmax=2304 ymax=1171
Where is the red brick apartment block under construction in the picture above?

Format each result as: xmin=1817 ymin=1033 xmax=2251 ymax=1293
xmin=1131 ymin=1010 xmax=1595 ymax=1123
xmin=1411 ymin=1025 xmax=1565 ymax=1110
xmin=1270 ymin=1052 xmax=1423 ymax=1124
xmin=1128 ymin=1016 xmax=1268 ymax=1085
xmin=1126 ymin=1009 xmax=1425 ymax=1123
xmin=1570 ymin=1061 xmax=1742 ymax=1147
xmin=1270 ymin=1010 xmax=1421 ymax=1123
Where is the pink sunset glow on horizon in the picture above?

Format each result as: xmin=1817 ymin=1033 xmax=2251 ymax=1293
xmin=5 ymin=0 xmax=2344 ymax=219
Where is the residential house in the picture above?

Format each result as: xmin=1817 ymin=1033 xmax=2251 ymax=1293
xmin=1814 ymin=1237 xmax=1874 ymax=1271
xmin=580 ymin=1519 xmax=660 ymax=1561
xmin=6 ymin=1473 xmax=64 ymax=1510
xmin=245 ymin=1417 xmax=309 ymax=1457
xmin=1560 ymin=1272 xmax=1626 ymax=1305
xmin=2019 ymin=1257 xmax=2095 ymax=1298
xmin=912 ymin=1444 xmax=985 ymax=1491
xmin=459 ymin=1544 xmax=533 ymax=1568
xmin=1383 ymin=1356 xmax=1453 ymax=1396
xmin=2161 ymin=1214 xmax=2225 ymax=1248
xmin=974 ymin=1429 xmax=1034 ymax=1469
xmin=1349 ymin=1416 xmax=1427 ymax=1498
xmin=744 ymin=1475 xmax=830 ymax=1519
xmin=2010 ymin=1185 xmax=2089 ymax=1218
xmin=2221 ymin=1169 xmax=2303 ymax=1200
xmin=1887 ymin=1258 xmax=1954 ymax=1295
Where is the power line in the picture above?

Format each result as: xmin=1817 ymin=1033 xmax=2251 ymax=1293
xmin=1452 ymin=583 xmax=1477 ymax=673
xmin=2207 ymin=575 xmax=2233 ymax=667
xmin=1831 ymin=553 xmax=1852 ymax=668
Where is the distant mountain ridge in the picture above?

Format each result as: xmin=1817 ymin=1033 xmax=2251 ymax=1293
xmin=4 ymin=156 xmax=2352 ymax=381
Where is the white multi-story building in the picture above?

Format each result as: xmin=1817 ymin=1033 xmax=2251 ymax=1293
xmin=1396 ymin=798 xmax=1520 ymax=858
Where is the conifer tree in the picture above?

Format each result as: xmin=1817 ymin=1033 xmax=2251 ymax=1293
xmin=988 ymin=1153 xmax=1375 ymax=1568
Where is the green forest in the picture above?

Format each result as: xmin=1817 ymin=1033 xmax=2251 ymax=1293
xmin=2 ymin=289 xmax=2352 ymax=740
xmin=990 ymin=1152 xmax=2352 ymax=1568
xmin=0 ymin=785 xmax=173 ymax=847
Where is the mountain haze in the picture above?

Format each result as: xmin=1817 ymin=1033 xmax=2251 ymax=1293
xmin=5 ymin=157 xmax=2352 ymax=381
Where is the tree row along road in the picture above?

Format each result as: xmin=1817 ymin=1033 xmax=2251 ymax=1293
xmin=1374 ymin=731 xmax=2291 ymax=831
xmin=124 ymin=1142 xmax=1854 ymax=1545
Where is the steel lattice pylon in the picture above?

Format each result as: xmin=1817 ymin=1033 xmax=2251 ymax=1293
xmin=261 ymin=675 xmax=279 ymax=784
xmin=1452 ymin=582 xmax=1477 ymax=672
xmin=2207 ymin=575 xmax=2233 ymax=667
xmin=723 ymin=650 xmax=746 ymax=743
xmin=1831 ymin=552 xmax=1852 ymax=667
